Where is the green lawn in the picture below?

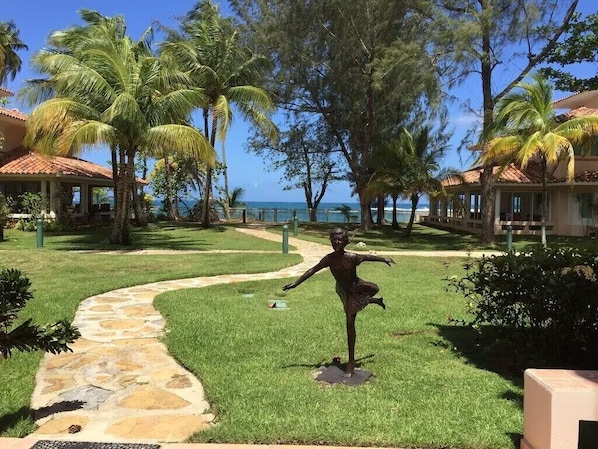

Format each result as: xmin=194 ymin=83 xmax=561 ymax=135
xmin=270 ymin=221 xmax=598 ymax=253
xmin=156 ymin=257 xmax=523 ymax=449
xmin=0 ymin=222 xmax=546 ymax=447
xmin=0 ymin=224 xmax=300 ymax=437
xmin=0 ymin=222 xmax=289 ymax=251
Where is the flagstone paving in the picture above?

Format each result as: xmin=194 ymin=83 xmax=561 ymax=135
xmin=18 ymin=227 xmax=499 ymax=446
xmin=26 ymin=228 xmax=329 ymax=445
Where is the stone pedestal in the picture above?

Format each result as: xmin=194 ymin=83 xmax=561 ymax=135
xmin=521 ymin=369 xmax=598 ymax=449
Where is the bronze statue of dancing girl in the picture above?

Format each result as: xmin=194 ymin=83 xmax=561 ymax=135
xmin=283 ymin=227 xmax=395 ymax=376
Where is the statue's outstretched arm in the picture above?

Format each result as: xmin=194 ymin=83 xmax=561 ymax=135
xmin=283 ymin=256 xmax=329 ymax=291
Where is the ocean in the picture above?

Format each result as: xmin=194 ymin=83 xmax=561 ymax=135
xmin=162 ymin=200 xmax=429 ymax=224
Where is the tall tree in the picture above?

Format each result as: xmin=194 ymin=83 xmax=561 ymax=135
xmin=231 ymin=0 xmax=441 ymax=230
xmin=248 ymin=115 xmax=343 ymax=221
xmin=161 ymin=0 xmax=277 ymax=227
xmin=436 ymin=0 xmax=578 ymax=245
xmin=542 ymin=12 xmax=598 ymax=92
xmin=22 ymin=10 xmax=215 ymax=244
xmin=0 ymin=20 xmax=27 ymax=85
xmin=481 ymin=73 xmax=598 ymax=247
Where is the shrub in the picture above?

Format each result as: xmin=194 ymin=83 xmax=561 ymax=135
xmin=0 ymin=268 xmax=80 ymax=359
xmin=0 ymin=193 xmax=10 ymax=241
xmin=448 ymin=248 xmax=598 ymax=368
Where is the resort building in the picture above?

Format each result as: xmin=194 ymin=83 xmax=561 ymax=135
xmin=425 ymin=89 xmax=598 ymax=237
xmin=0 ymin=88 xmax=123 ymax=222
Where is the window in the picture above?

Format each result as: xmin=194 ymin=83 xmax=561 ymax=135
xmin=580 ymin=193 xmax=594 ymax=219
xmin=513 ymin=194 xmax=522 ymax=214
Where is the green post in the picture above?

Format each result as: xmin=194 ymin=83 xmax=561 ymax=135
xmin=506 ymin=225 xmax=513 ymax=252
xmin=293 ymin=216 xmax=298 ymax=237
xmin=282 ymin=225 xmax=289 ymax=254
xmin=36 ymin=218 xmax=44 ymax=248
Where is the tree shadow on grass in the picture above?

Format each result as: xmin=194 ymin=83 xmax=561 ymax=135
xmin=0 ymin=406 xmax=34 ymax=435
xmin=431 ymin=323 xmax=527 ymax=389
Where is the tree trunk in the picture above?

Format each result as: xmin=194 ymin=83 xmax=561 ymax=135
xmin=164 ymin=155 xmax=178 ymax=221
xmin=359 ymin=197 xmax=370 ymax=230
xmin=111 ymin=145 xmax=119 ymax=217
xmin=541 ymin=158 xmax=548 ymax=248
xmin=376 ymin=194 xmax=384 ymax=226
xmin=479 ymin=0 xmax=496 ymax=246
xmin=131 ymin=180 xmax=147 ymax=228
xmin=110 ymin=150 xmax=134 ymax=245
xmin=404 ymin=193 xmax=419 ymax=237
xmin=309 ymin=208 xmax=318 ymax=222
xmin=480 ymin=168 xmax=496 ymax=245
xmin=391 ymin=195 xmax=399 ymax=229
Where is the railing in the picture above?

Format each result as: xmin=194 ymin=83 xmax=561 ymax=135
xmin=424 ymin=215 xmax=554 ymax=235
xmin=224 ymin=207 xmax=425 ymax=224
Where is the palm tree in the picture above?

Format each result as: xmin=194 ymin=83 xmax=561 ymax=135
xmin=161 ymin=0 xmax=278 ymax=227
xmin=22 ymin=11 xmax=215 ymax=244
xmin=481 ymin=73 xmax=598 ymax=247
xmin=365 ymin=140 xmax=408 ymax=229
xmin=400 ymin=126 xmax=450 ymax=237
xmin=366 ymin=126 xmax=449 ymax=234
xmin=0 ymin=20 xmax=27 ymax=85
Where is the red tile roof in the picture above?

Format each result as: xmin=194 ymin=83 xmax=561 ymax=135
xmin=557 ymin=106 xmax=598 ymax=121
xmin=443 ymin=163 xmax=545 ymax=187
xmin=0 ymin=106 xmax=27 ymax=121
xmin=0 ymin=147 xmax=114 ymax=179
xmin=0 ymin=87 xmax=13 ymax=97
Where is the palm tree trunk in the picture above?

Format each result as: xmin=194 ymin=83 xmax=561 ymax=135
xmin=131 ymin=180 xmax=147 ymax=228
xmin=541 ymin=159 xmax=548 ymax=248
xmin=110 ymin=150 xmax=134 ymax=245
xmin=221 ymin=142 xmax=231 ymax=220
xmin=164 ymin=155 xmax=178 ymax=221
xmin=391 ymin=194 xmax=399 ymax=229
xmin=202 ymin=114 xmax=220 ymax=227
xmin=111 ymin=145 xmax=118 ymax=216
xmin=404 ymin=193 xmax=418 ymax=237
xmin=376 ymin=194 xmax=384 ymax=226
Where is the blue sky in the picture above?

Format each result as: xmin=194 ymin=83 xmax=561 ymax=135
xmin=2 ymin=0 xmax=596 ymax=204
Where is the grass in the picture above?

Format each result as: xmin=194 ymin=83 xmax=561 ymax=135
xmin=270 ymin=221 xmax=598 ymax=253
xmin=0 ymin=222 xmax=289 ymax=251
xmin=0 ymin=224 xmax=301 ymax=437
xmin=156 ymin=257 xmax=523 ymax=449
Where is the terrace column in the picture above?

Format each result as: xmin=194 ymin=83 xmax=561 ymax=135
xmin=464 ymin=191 xmax=471 ymax=219
xmin=49 ymin=180 xmax=59 ymax=219
xmin=494 ymin=189 xmax=501 ymax=223
xmin=80 ymin=183 xmax=89 ymax=216
xmin=40 ymin=180 xmax=48 ymax=216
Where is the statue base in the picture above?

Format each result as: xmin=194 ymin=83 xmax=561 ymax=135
xmin=315 ymin=365 xmax=372 ymax=386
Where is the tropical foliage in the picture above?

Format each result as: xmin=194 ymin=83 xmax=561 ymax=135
xmin=0 ymin=268 xmax=80 ymax=359
xmin=22 ymin=10 xmax=215 ymax=244
xmin=160 ymin=0 xmax=277 ymax=227
xmin=480 ymin=73 xmax=598 ymax=247
xmin=0 ymin=20 xmax=27 ymax=85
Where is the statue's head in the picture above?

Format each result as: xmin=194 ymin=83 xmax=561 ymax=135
xmin=329 ymin=227 xmax=349 ymax=250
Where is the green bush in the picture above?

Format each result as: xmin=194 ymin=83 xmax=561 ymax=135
xmin=449 ymin=248 xmax=598 ymax=368
xmin=0 ymin=268 xmax=80 ymax=359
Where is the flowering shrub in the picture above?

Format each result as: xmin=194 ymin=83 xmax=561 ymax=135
xmin=448 ymin=248 xmax=598 ymax=368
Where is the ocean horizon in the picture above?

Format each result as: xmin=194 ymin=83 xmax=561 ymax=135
xmin=160 ymin=199 xmax=429 ymax=224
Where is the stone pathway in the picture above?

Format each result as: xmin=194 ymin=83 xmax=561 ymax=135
xmin=27 ymin=228 xmax=329 ymax=445
xmin=23 ymin=227 xmax=497 ymax=445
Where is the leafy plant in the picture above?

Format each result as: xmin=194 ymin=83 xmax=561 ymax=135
xmin=0 ymin=193 xmax=11 ymax=241
xmin=0 ymin=268 xmax=80 ymax=359
xmin=336 ymin=204 xmax=357 ymax=224
xmin=448 ymin=248 xmax=598 ymax=368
